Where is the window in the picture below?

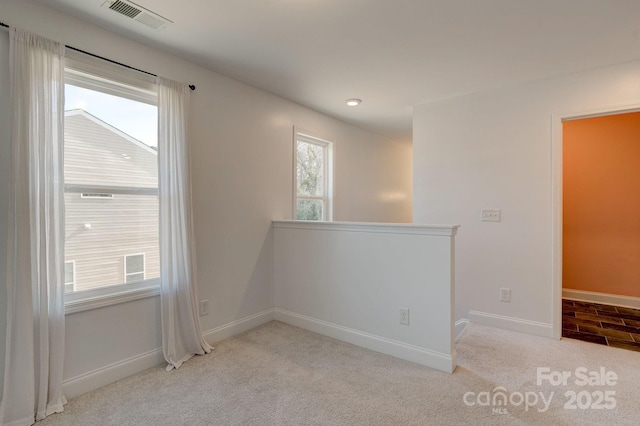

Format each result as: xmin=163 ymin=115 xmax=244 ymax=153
xmin=125 ymin=254 xmax=145 ymax=283
xmin=63 ymin=49 xmax=160 ymax=309
xmin=294 ymin=131 xmax=333 ymax=221
xmin=64 ymin=261 xmax=75 ymax=292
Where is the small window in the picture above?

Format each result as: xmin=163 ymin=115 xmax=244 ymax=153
xmin=64 ymin=261 xmax=75 ymax=292
xmin=125 ymin=254 xmax=145 ymax=283
xmin=294 ymin=131 xmax=333 ymax=221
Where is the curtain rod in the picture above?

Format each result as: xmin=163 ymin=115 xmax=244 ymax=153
xmin=0 ymin=21 xmax=195 ymax=91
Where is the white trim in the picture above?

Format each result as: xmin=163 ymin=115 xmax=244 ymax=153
xmin=64 ymin=48 xmax=157 ymax=105
xmin=66 ymin=184 xmax=158 ymax=196
xmin=469 ymin=310 xmax=553 ymax=338
xmin=202 ymin=309 xmax=275 ymax=345
xmin=274 ymin=308 xmax=456 ymax=373
xmin=296 ymin=131 xmax=334 ymax=146
xmin=455 ymin=318 xmax=470 ymax=342
xmin=64 ymin=260 xmax=76 ymax=289
xmin=65 ymin=282 xmax=160 ymax=314
xmin=551 ymin=102 xmax=640 ymax=340
xmin=273 ymin=220 xmax=460 ymax=237
xmin=563 ymin=289 xmax=640 ymax=310
xmin=63 ymin=347 xmax=165 ymax=399
xmin=62 ymin=310 xmax=275 ymax=399
xmin=551 ymin=111 xmax=563 ymax=340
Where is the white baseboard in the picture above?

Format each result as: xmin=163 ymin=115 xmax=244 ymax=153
xmin=455 ymin=318 xmax=469 ymax=342
xmin=274 ymin=308 xmax=456 ymax=373
xmin=63 ymin=309 xmax=275 ymax=400
xmin=563 ymin=289 xmax=640 ymax=310
xmin=202 ymin=309 xmax=275 ymax=345
xmin=469 ymin=310 xmax=553 ymax=338
xmin=63 ymin=347 xmax=165 ymax=399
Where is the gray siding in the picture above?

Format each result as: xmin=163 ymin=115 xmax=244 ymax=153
xmin=64 ymin=111 xmax=159 ymax=291
xmin=65 ymin=112 xmax=157 ymax=188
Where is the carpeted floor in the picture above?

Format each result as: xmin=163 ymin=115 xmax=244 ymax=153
xmin=38 ymin=321 xmax=640 ymax=425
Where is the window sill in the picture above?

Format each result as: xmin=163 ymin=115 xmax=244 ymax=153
xmin=64 ymin=279 xmax=160 ymax=315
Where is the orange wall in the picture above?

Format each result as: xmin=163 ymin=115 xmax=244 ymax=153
xmin=563 ymin=112 xmax=640 ymax=298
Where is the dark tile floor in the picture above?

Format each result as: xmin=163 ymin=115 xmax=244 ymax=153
xmin=562 ymin=299 xmax=640 ymax=352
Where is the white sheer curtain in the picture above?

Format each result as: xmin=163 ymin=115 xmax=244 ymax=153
xmin=158 ymin=76 xmax=212 ymax=370
xmin=1 ymin=29 xmax=66 ymax=425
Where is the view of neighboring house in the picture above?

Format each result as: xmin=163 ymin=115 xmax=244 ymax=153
xmin=64 ymin=109 xmax=159 ymax=292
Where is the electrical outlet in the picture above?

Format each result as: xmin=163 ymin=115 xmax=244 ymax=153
xmin=481 ymin=209 xmax=501 ymax=222
xmin=199 ymin=299 xmax=209 ymax=316
xmin=500 ymin=288 xmax=511 ymax=302
xmin=399 ymin=307 xmax=410 ymax=325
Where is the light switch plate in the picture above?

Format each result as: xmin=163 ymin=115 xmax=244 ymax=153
xmin=481 ymin=209 xmax=501 ymax=222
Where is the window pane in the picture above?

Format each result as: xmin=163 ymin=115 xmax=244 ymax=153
xmin=296 ymin=199 xmax=324 ymax=221
xmin=126 ymin=255 xmax=144 ymax=274
xmin=65 ymin=102 xmax=158 ymax=189
xmin=65 ymin=193 xmax=158 ymax=292
xmin=64 ymin=262 xmax=74 ymax=285
xmin=65 ymin=84 xmax=157 ymax=152
xmin=64 ymin=81 xmax=158 ymax=293
xmin=125 ymin=272 xmax=145 ymax=284
xmin=297 ymin=141 xmax=324 ymax=197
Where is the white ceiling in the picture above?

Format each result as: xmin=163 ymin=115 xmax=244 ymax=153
xmin=39 ymin=0 xmax=640 ymax=140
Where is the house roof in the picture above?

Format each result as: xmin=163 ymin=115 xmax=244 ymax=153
xmin=64 ymin=109 xmax=158 ymax=188
xmin=65 ymin=109 xmax=157 ymax=155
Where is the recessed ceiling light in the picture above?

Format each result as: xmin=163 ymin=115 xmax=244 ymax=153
xmin=346 ymin=98 xmax=362 ymax=107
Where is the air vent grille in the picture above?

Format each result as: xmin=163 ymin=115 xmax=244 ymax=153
xmin=101 ymin=0 xmax=172 ymax=30
xmin=109 ymin=0 xmax=141 ymax=18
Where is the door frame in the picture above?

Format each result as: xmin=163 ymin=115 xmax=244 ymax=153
xmin=551 ymin=103 xmax=640 ymax=339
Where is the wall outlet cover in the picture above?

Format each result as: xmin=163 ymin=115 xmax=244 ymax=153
xmin=199 ymin=299 xmax=209 ymax=316
xmin=500 ymin=288 xmax=511 ymax=302
xmin=399 ymin=307 xmax=410 ymax=325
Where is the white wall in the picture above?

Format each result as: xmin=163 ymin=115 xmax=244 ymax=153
xmin=0 ymin=0 xmax=412 ymax=398
xmin=334 ymin=137 xmax=412 ymax=222
xmin=273 ymin=221 xmax=458 ymax=373
xmin=413 ymin=59 xmax=640 ymax=335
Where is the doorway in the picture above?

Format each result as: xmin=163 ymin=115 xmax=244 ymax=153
xmin=558 ymin=111 xmax=640 ymax=351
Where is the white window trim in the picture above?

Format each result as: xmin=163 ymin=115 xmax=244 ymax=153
xmin=293 ymin=128 xmax=334 ymax=221
xmin=68 ymin=184 xmax=157 ymax=196
xmin=124 ymin=253 xmax=146 ymax=283
xmin=62 ymin=49 xmax=160 ymax=314
xmin=64 ymin=279 xmax=160 ymax=315
xmin=65 ymin=48 xmax=157 ymax=105
xmin=64 ymin=260 xmax=76 ymax=292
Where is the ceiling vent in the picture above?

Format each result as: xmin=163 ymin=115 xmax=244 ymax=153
xmin=101 ymin=0 xmax=172 ymax=30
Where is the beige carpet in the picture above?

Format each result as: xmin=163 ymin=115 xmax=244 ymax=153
xmin=38 ymin=321 xmax=640 ymax=425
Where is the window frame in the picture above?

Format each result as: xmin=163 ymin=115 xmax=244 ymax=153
xmin=124 ymin=253 xmax=146 ymax=284
xmin=64 ymin=260 xmax=76 ymax=292
xmin=63 ymin=48 xmax=160 ymax=315
xmin=293 ymin=129 xmax=334 ymax=221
